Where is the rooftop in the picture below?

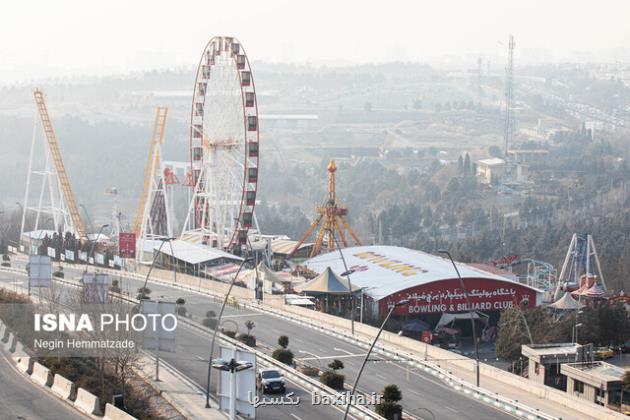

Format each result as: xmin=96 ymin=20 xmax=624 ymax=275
xmin=154 ymin=239 xmax=243 ymax=265
xmin=561 ymin=362 xmax=626 ymax=388
xmin=305 ymin=245 xmax=541 ymax=300
xmin=522 ymin=343 xmax=580 ymax=357
xmin=476 ymin=158 xmax=506 ymax=166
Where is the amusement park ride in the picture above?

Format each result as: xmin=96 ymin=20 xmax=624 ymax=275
xmin=20 ymin=89 xmax=87 ymax=242
xmin=20 ymin=36 xmax=261 ymax=260
xmin=289 ymin=160 xmax=361 ymax=258
xmin=180 ymin=36 xmax=260 ymax=254
xmin=133 ymin=107 xmax=173 ymax=262
xmin=553 ymin=233 xmax=606 ymax=300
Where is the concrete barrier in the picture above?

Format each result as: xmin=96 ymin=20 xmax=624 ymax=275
xmin=74 ymin=387 xmax=101 ymax=416
xmin=51 ymin=373 xmax=76 ymax=401
xmin=16 ymin=356 xmax=32 ymax=374
xmin=31 ymin=362 xmax=53 ymax=387
xmin=0 ymin=322 xmax=6 ymax=342
xmin=3 ymin=332 xmax=16 ymax=352
xmin=12 ymin=340 xmax=26 ymax=357
xmin=104 ymin=403 xmax=136 ymax=420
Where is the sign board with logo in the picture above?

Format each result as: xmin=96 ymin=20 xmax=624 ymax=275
xmin=119 ymin=233 xmax=136 ymax=259
xmin=95 ymin=253 xmax=105 ymax=265
xmin=65 ymin=250 xmax=75 ymax=262
xmin=113 ymin=255 xmax=123 ymax=268
xmin=218 ymin=346 xmax=256 ymax=418
xmin=141 ymin=301 xmax=176 ymax=353
xmin=47 ymin=247 xmax=56 ymax=258
xmin=28 ymin=255 xmax=52 ymax=288
xmin=79 ymin=251 xmax=87 ymax=262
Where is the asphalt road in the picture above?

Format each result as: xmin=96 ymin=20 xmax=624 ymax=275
xmin=30 ymin=264 xmax=514 ymax=420
xmin=0 ymin=269 xmax=344 ymax=420
xmin=0 ymin=347 xmax=88 ymax=420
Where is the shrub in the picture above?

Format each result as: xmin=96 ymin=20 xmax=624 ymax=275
xmin=202 ymin=318 xmax=217 ymax=329
xmin=382 ymin=384 xmax=402 ymax=402
xmin=375 ymin=401 xmax=403 ymax=419
xmin=272 ymin=348 xmax=294 ymax=365
xmin=298 ymin=366 xmax=320 ymax=376
xmin=320 ymin=371 xmax=345 ymax=390
xmin=237 ymin=333 xmax=256 ymax=347
xmin=376 ymin=384 xmax=403 ymax=419
xmin=328 ymin=359 xmax=344 ymax=371
xmin=2 ymin=254 xmax=10 ymax=261
xmin=176 ymin=297 xmax=186 ymax=305
xmin=53 ymin=270 xmax=64 ymax=278
xmin=176 ymin=306 xmax=187 ymax=316
xmin=245 ymin=320 xmax=255 ymax=335
xmin=278 ymin=335 xmax=289 ymax=349
xmin=1 ymin=262 xmax=10 ymax=267
xmin=222 ymin=329 xmax=237 ymax=338
xmin=136 ymin=287 xmax=151 ymax=300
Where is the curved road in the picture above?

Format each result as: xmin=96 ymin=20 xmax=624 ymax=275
xmin=0 ymin=349 xmax=87 ymax=420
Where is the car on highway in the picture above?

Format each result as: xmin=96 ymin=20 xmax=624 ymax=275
xmin=256 ymin=368 xmax=286 ymax=394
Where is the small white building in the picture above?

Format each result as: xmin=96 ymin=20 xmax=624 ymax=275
xmin=476 ymin=158 xmax=506 ymax=184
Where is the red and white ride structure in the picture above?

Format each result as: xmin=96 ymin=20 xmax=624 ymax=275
xmin=182 ymin=36 xmax=260 ymax=254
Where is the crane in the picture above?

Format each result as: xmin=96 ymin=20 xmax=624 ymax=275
xmin=33 ymin=89 xmax=86 ymax=238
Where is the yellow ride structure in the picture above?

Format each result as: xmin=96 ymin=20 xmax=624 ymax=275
xmin=290 ymin=160 xmax=361 ymax=258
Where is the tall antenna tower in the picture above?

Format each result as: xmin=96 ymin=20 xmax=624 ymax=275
xmin=133 ymin=107 xmax=172 ymax=262
xmin=20 ymin=89 xmax=86 ymax=245
xmin=477 ymin=56 xmax=483 ymax=99
xmin=503 ymin=35 xmax=515 ymax=157
xmin=290 ymin=160 xmax=361 ymax=258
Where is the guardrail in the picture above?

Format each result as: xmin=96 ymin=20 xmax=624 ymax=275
xmin=0 ymin=267 xmax=381 ymax=420
xmin=0 ymin=265 xmax=552 ymax=419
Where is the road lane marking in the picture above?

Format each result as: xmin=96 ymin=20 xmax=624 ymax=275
xmin=408 ymin=388 xmax=422 ymax=396
xmin=446 ymin=406 xmax=459 ymax=413
xmin=333 ymin=347 xmax=354 ymax=355
xmin=290 ymin=414 xmax=303 ymax=420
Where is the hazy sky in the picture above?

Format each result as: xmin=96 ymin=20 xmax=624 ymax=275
xmin=2 ymin=0 xmax=629 ymax=82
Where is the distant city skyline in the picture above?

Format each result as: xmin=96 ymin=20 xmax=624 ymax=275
xmin=2 ymin=0 xmax=630 ymax=83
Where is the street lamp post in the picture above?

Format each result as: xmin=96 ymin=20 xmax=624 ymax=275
xmin=439 ymin=249 xmax=480 ymax=388
xmin=140 ymin=237 xmax=176 ymax=293
xmin=29 ymin=217 xmax=54 ymax=296
xmin=342 ymin=299 xmax=408 ymax=420
xmin=211 ymin=355 xmax=254 ymax=420
xmin=332 ymin=235 xmax=356 ymax=335
xmin=205 ymin=255 xmax=253 ymax=408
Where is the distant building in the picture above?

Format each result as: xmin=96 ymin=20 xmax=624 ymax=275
xmin=561 ymin=361 xmax=627 ymax=410
xmin=476 ymin=158 xmax=506 ymax=184
xmin=507 ymin=149 xmax=549 ymax=165
xmin=521 ymin=343 xmax=592 ymax=391
xmin=305 ymin=245 xmax=542 ymax=323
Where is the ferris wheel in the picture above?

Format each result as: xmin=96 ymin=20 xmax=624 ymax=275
xmin=181 ymin=36 xmax=259 ymax=253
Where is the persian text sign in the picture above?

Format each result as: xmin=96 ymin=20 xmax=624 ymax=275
xmin=381 ymin=278 xmax=539 ymax=315
xmin=119 ymin=233 xmax=136 ymax=259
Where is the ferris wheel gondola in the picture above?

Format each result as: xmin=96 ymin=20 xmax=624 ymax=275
xmin=181 ymin=36 xmax=259 ymax=253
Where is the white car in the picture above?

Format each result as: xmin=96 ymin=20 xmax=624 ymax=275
xmin=256 ymin=368 xmax=286 ymax=393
